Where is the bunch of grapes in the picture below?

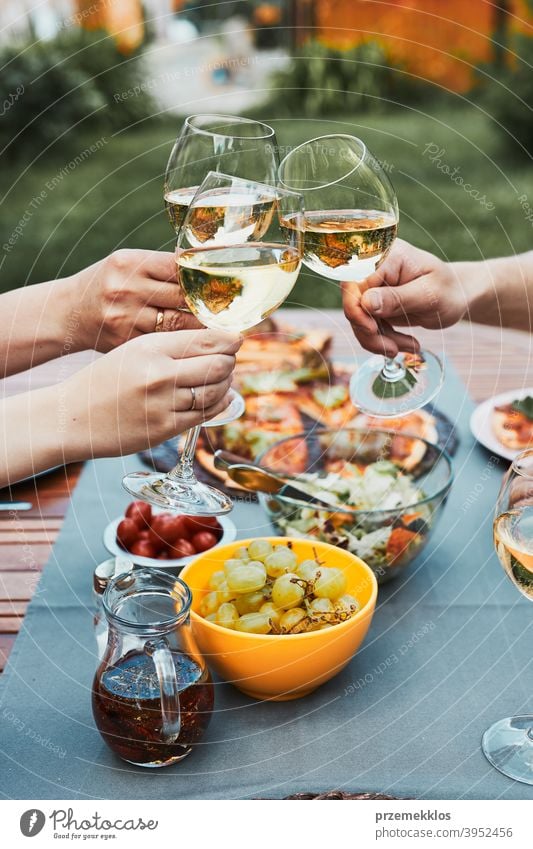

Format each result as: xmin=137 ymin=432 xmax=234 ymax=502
xmin=198 ymin=540 xmax=360 ymax=634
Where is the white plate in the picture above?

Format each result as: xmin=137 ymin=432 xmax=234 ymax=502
xmin=470 ymin=388 xmax=533 ymax=461
xmin=103 ymin=508 xmax=237 ymax=569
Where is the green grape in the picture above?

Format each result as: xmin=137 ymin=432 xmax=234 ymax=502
xmin=216 ymin=580 xmax=233 ymax=604
xmin=308 ymin=597 xmax=334 ymax=614
xmin=199 ymin=591 xmax=221 ymax=618
xmin=279 ymin=607 xmax=306 ymax=632
xmin=208 ymin=570 xmax=226 ymax=591
xmin=336 ymin=594 xmax=360 ymax=615
xmin=205 ymin=613 xmax=218 ymax=623
xmin=259 ymin=601 xmax=281 ymax=627
xmin=226 ymin=561 xmax=267 ymax=594
xmin=265 ymin=546 xmax=298 ymax=578
xmin=223 ymin=558 xmax=245 ymax=578
xmin=248 ymin=539 xmax=273 ymax=562
xmin=216 ymin=602 xmax=239 ymax=630
xmin=235 ymin=590 xmax=265 ymax=615
xmin=296 ymin=559 xmax=322 ymax=583
xmin=272 ymin=572 xmax=305 ymax=610
xmin=235 ymin=612 xmax=272 ymax=634
xmin=313 ymin=567 xmax=347 ymax=600
xmin=233 ymin=546 xmax=250 ymax=560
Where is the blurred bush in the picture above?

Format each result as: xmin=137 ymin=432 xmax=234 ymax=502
xmin=261 ymin=41 xmax=427 ymax=116
xmin=0 ymin=29 xmax=155 ymax=159
xmin=482 ymin=35 xmax=533 ymax=158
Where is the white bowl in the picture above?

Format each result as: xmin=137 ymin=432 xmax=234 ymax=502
xmin=103 ymin=508 xmax=237 ymax=570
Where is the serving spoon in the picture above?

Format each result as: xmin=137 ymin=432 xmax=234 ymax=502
xmin=213 ymin=450 xmax=337 ymax=509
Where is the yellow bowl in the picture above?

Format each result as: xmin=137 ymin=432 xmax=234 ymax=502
xmin=180 ymin=537 xmax=378 ymax=701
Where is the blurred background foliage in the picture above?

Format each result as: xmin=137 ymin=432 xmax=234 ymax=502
xmin=1 ymin=0 xmax=533 ymax=309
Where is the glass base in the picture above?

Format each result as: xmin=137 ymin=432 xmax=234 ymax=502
xmin=350 ymin=349 xmax=443 ymax=417
xmin=122 ymin=471 xmax=233 ymax=515
xmin=203 ymin=390 xmax=245 ymax=428
xmin=482 ymin=715 xmax=533 ymax=784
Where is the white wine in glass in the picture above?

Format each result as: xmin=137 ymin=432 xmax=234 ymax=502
xmin=164 ymin=114 xmax=279 ymax=234
xmin=281 ymin=209 xmax=398 ymax=282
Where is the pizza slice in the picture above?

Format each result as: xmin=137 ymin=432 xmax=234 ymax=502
xmin=351 ymin=409 xmax=438 ymax=471
xmin=296 ymin=366 xmax=359 ymax=429
xmin=197 ymin=394 xmax=306 ymax=485
xmin=493 ymin=396 xmax=533 ymax=450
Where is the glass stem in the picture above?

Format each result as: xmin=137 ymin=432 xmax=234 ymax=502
xmin=382 ymin=356 xmax=405 ymax=383
xmin=167 ymin=426 xmax=200 ymax=482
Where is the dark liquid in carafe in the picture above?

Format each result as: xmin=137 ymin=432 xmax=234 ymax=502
xmin=92 ymin=650 xmax=214 ymax=765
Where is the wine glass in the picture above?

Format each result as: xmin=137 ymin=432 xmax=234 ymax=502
xmin=123 ymin=173 xmax=304 ymax=515
xmin=482 ymin=448 xmax=533 ymax=784
xmin=278 ymin=134 xmax=444 ymax=418
xmin=163 ymin=114 xmax=280 ymax=425
xmin=164 ymin=114 xmax=279 ymax=234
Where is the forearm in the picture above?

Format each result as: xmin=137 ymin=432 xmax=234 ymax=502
xmin=456 ymin=252 xmax=533 ymax=332
xmin=0 ymin=385 xmax=76 ymax=488
xmin=0 ymin=275 xmax=89 ymax=377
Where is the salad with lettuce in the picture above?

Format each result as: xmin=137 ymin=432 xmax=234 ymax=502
xmin=273 ymin=460 xmax=432 ymax=581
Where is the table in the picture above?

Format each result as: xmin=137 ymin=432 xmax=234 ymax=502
xmin=1 ymin=311 xmax=531 ymax=674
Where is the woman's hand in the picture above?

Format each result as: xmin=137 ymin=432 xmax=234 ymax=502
xmin=0 ymin=329 xmax=242 ymax=487
xmin=74 ymin=248 xmax=201 ymax=353
xmin=341 ymin=239 xmax=469 ymax=357
xmin=60 ymin=329 xmax=242 ymax=460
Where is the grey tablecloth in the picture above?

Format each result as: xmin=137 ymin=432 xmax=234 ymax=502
xmin=1 ymin=365 xmax=532 ymax=800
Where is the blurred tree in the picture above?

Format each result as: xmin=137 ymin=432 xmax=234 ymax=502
xmin=76 ymin=0 xmax=144 ymax=53
xmin=493 ymin=1 xmax=511 ymax=68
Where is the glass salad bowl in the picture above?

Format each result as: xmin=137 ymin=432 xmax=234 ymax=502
xmin=257 ymin=427 xmax=454 ymax=584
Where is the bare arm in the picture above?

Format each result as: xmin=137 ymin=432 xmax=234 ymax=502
xmin=0 ymin=329 xmax=241 ymax=489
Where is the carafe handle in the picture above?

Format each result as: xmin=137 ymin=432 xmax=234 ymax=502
xmin=145 ymin=638 xmax=181 ymax=743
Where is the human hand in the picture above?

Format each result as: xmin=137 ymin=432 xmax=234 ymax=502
xmin=59 ymin=329 xmax=242 ymax=460
xmin=341 ymin=239 xmax=468 ymax=357
xmin=74 ymin=248 xmax=201 ymax=353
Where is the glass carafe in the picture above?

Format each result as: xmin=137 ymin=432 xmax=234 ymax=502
xmin=92 ymin=568 xmax=213 ymax=767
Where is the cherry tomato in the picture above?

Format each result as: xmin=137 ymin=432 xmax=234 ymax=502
xmin=116 ymin=518 xmax=138 ymax=550
xmin=166 ymin=515 xmax=193 ymax=541
xmin=130 ymin=539 xmax=159 ymax=559
xmin=157 ymin=550 xmax=169 ymax=560
xmin=138 ymin=530 xmax=150 ymax=540
xmin=125 ymin=501 xmax=152 ymax=529
xmin=185 ymin=516 xmax=222 ymax=537
xmin=191 ymin=531 xmax=218 ymax=553
xmin=149 ymin=514 xmax=191 ymax=546
xmin=168 ymin=539 xmax=196 ymax=559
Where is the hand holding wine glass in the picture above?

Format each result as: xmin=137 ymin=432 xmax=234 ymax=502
xmin=122 ymin=172 xmax=304 ymax=515
xmin=278 ymin=134 xmax=443 ymax=417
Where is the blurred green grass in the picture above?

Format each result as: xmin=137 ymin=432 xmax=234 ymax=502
xmin=1 ymin=104 xmax=532 ymax=309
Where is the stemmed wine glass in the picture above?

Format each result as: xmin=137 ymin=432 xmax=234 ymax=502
xmin=278 ymin=134 xmax=443 ymax=418
xmin=163 ymin=113 xmax=280 ymax=421
xmin=123 ymin=172 xmax=304 ymax=515
xmin=164 ymin=114 xmax=279 ymax=234
xmin=482 ymin=448 xmax=533 ymax=784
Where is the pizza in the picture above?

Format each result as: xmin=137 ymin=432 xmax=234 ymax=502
xmin=296 ymin=367 xmax=359 ymax=429
xmin=351 ymin=410 xmax=438 ymax=471
xmin=238 ymin=318 xmax=332 ymax=371
xmin=492 ymin=397 xmax=533 ymax=450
